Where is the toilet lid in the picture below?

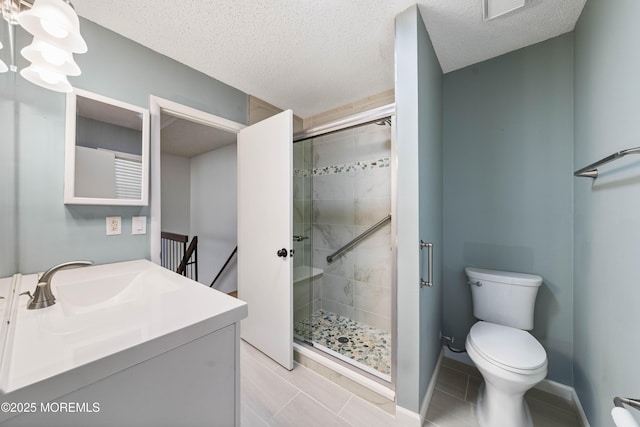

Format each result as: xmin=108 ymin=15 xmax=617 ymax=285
xmin=468 ymin=322 xmax=546 ymax=371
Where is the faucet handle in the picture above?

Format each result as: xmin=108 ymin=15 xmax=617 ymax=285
xmin=27 ymin=283 xmax=57 ymax=310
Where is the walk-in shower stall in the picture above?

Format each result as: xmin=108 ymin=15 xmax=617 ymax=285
xmin=292 ymin=105 xmax=395 ymax=383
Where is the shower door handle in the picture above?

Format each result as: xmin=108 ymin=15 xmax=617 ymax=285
xmin=277 ymin=248 xmax=288 ymax=258
xmin=420 ymin=240 xmax=433 ymax=288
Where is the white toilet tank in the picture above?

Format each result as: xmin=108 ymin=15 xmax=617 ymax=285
xmin=465 ymin=267 xmax=543 ymax=330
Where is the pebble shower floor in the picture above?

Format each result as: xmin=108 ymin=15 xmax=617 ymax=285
xmin=294 ymin=310 xmax=391 ymax=376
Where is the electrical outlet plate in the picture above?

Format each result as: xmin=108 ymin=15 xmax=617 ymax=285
xmin=132 ymin=216 xmax=147 ymax=235
xmin=106 ymin=216 xmax=122 ymax=235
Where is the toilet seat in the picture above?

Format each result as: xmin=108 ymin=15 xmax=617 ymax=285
xmin=468 ymin=322 xmax=547 ymax=375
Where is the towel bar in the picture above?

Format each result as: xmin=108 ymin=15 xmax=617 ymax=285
xmin=574 ymin=147 xmax=640 ymax=179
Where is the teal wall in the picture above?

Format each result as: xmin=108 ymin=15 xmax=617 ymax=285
xmin=574 ymin=1 xmax=640 ymax=425
xmin=0 ymin=73 xmax=17 ymax=277
xmin=395 ymin=5 xmax=443 ymax=414
xmin=442 ymin=34 xmax=575 ymax=385
xmin=0 ymin=19 xmax=247 ymax=275
xmin=77 ymin=117 xmax=142 ymax=155
xmin=416 ymin=4 xmax=443 ymax=408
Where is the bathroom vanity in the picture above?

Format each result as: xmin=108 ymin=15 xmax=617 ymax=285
xmin=0 ymin=260 xmax=247 ymax=426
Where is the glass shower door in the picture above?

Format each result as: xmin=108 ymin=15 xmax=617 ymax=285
xmin=292 ymin=138 xmax=315 ymax=343
xmin=295 ymin=120 xmax=394 ymax=382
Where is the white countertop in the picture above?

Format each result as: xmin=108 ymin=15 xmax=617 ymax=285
xmin=0 ymin=260 xmax=247 ymax=405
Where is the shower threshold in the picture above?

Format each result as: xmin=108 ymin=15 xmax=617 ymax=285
xmin=310 ymin=341 xmax=391 ymax=382
xmin=293 ymin=310 xmax=391 ymax=382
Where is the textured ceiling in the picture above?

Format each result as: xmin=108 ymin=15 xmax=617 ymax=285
xmin=161 ymin=114 xmax=236 ymax=158
xmin=73 ymin=0 xmax=586 ymax=118
xmin=419 ymin=0 xmax=586 ymax=72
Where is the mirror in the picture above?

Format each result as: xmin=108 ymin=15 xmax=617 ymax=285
xmin=64 ymin=88 xmax=150 ymax=205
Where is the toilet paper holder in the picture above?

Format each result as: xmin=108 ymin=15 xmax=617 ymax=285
xmin=613 ymin=397 xmax=640 ymax=427
xmin=615 ymin=397 xmax=640 ymax=411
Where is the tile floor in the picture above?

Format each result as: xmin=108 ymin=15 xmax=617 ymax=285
xmin=241 ymin=340 xmax=583 ymax=427
xmin=241 ymin=339 xmax=399 ymax=427
xmin=427 ymin=358 xmax=583 ymax=427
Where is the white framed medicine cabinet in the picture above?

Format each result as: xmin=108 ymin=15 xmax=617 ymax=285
xmin=64 ymin=88 xmax=150 ymax=206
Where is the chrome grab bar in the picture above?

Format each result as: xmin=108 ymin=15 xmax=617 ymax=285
xmin=293 ymin=235 xmax=309 ymax=242
xmin=615 ymin=397 xmax=640 ymax=411
xmin=574 ymin=147 xmax=640 ymax=179
xmin=326 ymin=214 xmax=391 ymax=263
xmin=420 ymin=240 xmax=433 ymax=288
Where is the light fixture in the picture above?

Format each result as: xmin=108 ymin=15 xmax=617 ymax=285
xmin=17 ymin=0 xmax=86 ymax=53
xmin=21 ymin=38 xmax=80 ymax=74
xmin=483 ymin=0 xmax=526 ymax=21
xmin=0 ymin=0 xmax=86 ymax=91
xmin=20 ymin=62 xmax=70 ymax=91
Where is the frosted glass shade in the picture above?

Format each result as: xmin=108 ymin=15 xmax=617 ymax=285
xmin=20 ymin=63 xmax=72 ymax=92
xmin=21 ymin=38 xmax=81 ymax=76
xmin=17 ymin=0 xmax=87 ymax=54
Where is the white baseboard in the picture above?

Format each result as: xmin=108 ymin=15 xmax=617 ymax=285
xmin=395 ymin=348 xmax=444 ymax=427
xmin=535 ymin=379 xmax=590 ymax=427
xmin=395 ymin=406 xmax=421 ymax=427
xmin=571 ymin=388 xmax=590 ymax=427
xmin=420 ymin=348 xmax=444 ymax=422
xmin=535 ymin=378 xmax=574 ymax=401
xmin=443 ymin=347 xmax=473 ymax=366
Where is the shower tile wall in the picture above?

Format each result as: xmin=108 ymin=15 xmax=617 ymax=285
xmin=311 ymin=123 xmax=392 ymax=332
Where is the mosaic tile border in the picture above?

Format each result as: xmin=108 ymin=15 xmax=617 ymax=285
xmin=294 ymin=157 xmax=390 ymax=177
xmin=294 ymin=309 xmax=391 ymax=376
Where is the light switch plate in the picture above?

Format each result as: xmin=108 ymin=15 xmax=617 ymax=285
xmin=106 ymin=216 xmax=122 ymax=235
xmin=132 ymin=216 xmax=147 ymax=235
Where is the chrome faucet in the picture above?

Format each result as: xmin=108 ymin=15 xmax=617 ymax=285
xmin=26 ymin=261 xmax=93 ymax=310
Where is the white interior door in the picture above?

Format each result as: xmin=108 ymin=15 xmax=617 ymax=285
xmin=237 ymin=110 xmax=293 ymax=370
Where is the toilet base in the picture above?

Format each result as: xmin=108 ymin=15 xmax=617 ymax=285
xmin=476 ymin=381 xmax=534 ymax=427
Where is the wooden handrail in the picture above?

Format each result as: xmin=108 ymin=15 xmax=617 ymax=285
xmin=210 ymin=246 xmax=237 ymax=288
xmin=161 ymin=231 xmax=188 ymax=243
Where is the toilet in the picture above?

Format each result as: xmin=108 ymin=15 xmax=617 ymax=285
xmin=465 ymin=267 xmax=548 ymax=427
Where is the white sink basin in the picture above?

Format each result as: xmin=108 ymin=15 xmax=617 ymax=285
xmin=56 ymin=269 xmax=179 ymax=315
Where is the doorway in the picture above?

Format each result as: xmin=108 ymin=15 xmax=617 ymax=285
xmin=150 ymin=98 xmax=296 ymax=371
xmin=150 ymin=97 xmax=245 ymax=292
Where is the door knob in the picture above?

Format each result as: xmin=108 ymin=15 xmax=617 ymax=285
xmin=277 ymin=248 xmax=288 ymax=258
